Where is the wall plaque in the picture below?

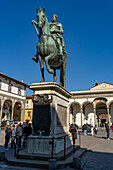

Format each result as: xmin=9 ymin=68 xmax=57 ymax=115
xmin=32 ymin=94 xmax=52 ymax=136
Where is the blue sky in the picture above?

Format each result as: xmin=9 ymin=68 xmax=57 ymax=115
xmin=0 ymin=0 xmax=113 ymax=95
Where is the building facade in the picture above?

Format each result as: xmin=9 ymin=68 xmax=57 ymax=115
xmin=25 ymin=82 xmax=113 ymax=127
xmin=0 ymin=72 xmax=28 ymax=126
xmin=25 ymin=96 xmax=33 ymax=122
xmin=69 ymin=82 xmax=113 ymax=127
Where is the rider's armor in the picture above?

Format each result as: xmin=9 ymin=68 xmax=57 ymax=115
xmin=49 ymin=22 xmax=65 ymax=61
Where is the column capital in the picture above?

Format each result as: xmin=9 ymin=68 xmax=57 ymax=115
xmin=93 ymin=106 xmax=95 ymax=109
xmin=80 ymin=105 xmax=83 ymax=110
xmin=107 ymin=106 xmax=109 ymax=110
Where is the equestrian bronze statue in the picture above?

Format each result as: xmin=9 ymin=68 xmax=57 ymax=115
xmin=32 ymin=8 xmax=67 ymax=88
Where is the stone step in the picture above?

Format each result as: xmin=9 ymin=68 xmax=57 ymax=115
xmin=80 ymin=150 xmax=92 ymax=169
xmin=73 ymin=148 xmax=87 ymax=169
xmin=17 ymin=145 xmax=80 ymax=161
xmin=6 ymin=147 xmax=87 ymax=169
xmin=57 ymin=148 xmax=87 ymax=169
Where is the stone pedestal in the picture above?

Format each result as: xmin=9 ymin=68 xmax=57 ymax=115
xmin=27 ymin=82 xmax=72 ymax=156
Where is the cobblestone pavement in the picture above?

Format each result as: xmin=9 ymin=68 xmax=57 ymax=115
xmin=0 ymin=128 xmax=113 ymax=169
xmin=79 ymin=128 xmax=113 ymax=170
xmin=79 ymin=127 xmax=113 ymax=152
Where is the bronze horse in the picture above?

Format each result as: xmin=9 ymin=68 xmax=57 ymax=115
xmin=32 ymin=8 xmax=67 ymax=88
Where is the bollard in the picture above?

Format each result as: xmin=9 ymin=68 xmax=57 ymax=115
xmin=48 ymin=159 xmax=57 ymax=170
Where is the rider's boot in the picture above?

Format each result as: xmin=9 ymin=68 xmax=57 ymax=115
xmin=32 ymin=54 xmax=38 ymax=63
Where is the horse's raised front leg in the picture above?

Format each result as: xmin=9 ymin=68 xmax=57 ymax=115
xmin=45 ymin=53 xmax=55 ymax=75
xmin=38 ymin=55 xmax=45 ymax=82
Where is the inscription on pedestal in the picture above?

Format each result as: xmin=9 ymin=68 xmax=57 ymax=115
xmin=32 ymin=94 xmax=52 ymax=136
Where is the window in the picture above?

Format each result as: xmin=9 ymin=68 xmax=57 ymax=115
xmin=8 ymin=80 xmax=12 ymax=93
xmin=18 ymin=86 xmax=22 ymax=95
xmin=27 ymin=111 xmax=31 ymax=118
xmin=8 ymin=85 xmax=11 ymax=92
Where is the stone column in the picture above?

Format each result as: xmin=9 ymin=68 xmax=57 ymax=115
xmin=11 ymin=101 xmax=14 ymax=120
xmin=80 ymin=105 xmax=83 ymax=126
xmin=21 ymin=101 xmax=25 ymax=122
xmin=107 ymin=103 xmax=110 ymax=125
xmin=94 ymin=104 xmax=97 ymax=126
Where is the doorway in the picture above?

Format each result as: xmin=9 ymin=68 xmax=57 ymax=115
xmin=101 ymin=118 xmax=106 ymax=127
xmin=13 ymin=102 xmax=21 ymax=121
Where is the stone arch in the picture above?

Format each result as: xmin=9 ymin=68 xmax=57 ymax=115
xmin=93 ymin=97 xmax=108 ymax=103
xmin=69 ymin=101 xmax=81 ymax=108
xmin=92 ymin=97 xmax=108 ymax=126
xmin=95 ymin=101 xmax=107 ymax=127
xmin=108 ymin=100 xmax=113 ymax=106
xmin=82 ymin=102 xmax=94 ymax=125
xmin=69 ymin=102 xmax=81 ymax=126
xmin=2 ymin=99 xmax=12 ymax=121
xmin=13 ymin=101 xmax=22 ymax=122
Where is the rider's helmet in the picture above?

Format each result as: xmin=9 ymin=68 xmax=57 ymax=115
xmin=52 ymin=14 xmax=58 ymax=22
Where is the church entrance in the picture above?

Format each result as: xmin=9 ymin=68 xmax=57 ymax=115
xmin=99 ymin=113 xmax=107 ymax=127
xmin=13 ymin=102 xmax=21 ymax=122
xmin=96 ymin=102 xmax=107 ymax=127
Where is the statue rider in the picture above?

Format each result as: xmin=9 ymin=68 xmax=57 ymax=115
xmin=32 ymin=14 xmax=65 ymax=63
xmin=49 ymin=14 xmax=65 ymax=61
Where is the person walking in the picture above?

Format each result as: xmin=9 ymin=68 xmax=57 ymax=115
xmin=106 ymin=122 xmax=110 ymax=139
xmin=16 ymin=122 xmax=23 ymax=149
xmin=86 ymin=123 xmax=89 ymax=134
xmin=23 ymin=122 xmax=29 ymax=147
xmin=94 ymin=125 xmax=98 ymax=136
xmin=10 ymin=125 xmax=16 ymax=149
xmin=4 ymin=125 xmax=11 ymax=150
xmin=83 ymin=124 xmax=87 ymax=135
xmin=28 ymin=123 xmax=32 ymax=136
xmin=70 ymin=124 xmax=77 ymax=145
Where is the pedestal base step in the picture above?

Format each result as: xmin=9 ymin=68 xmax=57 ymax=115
xmin=18 ymin=145 xmax=79 ymax=161
xmin=5 ymin=147 xmax=87 ymax=169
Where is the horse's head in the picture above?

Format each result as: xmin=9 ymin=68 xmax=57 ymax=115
xmin=36 ymin=8 xmax=46 ymax=28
